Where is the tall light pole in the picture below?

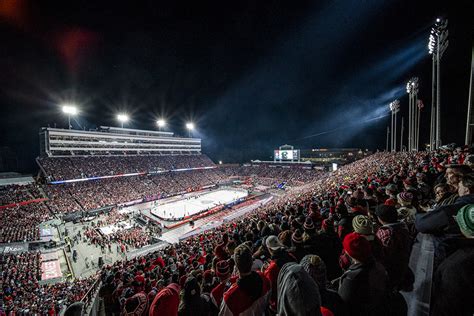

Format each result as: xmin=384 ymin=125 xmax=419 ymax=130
xmin=407 ymin=77 xmax=419 ymax=152
xmin=157 ymin=119 xmax=166 ymax=131
xmin=185 ymin=122 xmax=195 ymax=137
xmin=465 ymin=44 xmax=474 ymax=145
xmin=389 ymin=100 xmax=400 ymax=152
xmin=117 ymin=113 xmax=129 ymax=128
xmin=400 ymin=116 xmax=404 ymax=151
xmin=428 ymin=18 xmax=448 ymax=150
xmin=416 ymin=100 xmax=424 ymax=151
xmin=62 ymin=104 xmax=78 ymax=129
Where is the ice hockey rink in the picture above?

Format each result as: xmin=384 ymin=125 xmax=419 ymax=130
xmin=150 ymin=188 xmax=248 ymax=220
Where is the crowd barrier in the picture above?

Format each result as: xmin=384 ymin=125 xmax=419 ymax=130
xmin=403 ymin=233 xmax=436 ymax=316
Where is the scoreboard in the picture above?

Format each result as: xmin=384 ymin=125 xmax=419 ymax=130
xmin=274 ymin=144 xmax=300 ymax=162
xmin=274 ymin=149 xmax=300 ymax=161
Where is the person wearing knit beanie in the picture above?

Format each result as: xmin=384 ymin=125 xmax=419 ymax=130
xmin=352 ymin=215 xmax=374 ymax=239
xmin=292 ymin=229 xmax=307 ymax=262
xmin=456 ymin=204 xmax=474 ymax=237
xmin=338 ymin=232 xmax=389 ymax=315
xmin=278 ymin=230 xmax=293 ymax=248
xmin=292 ymin=229 xmax=304 ymax=246
xmin=301 ymin=254 xmax=347 ymax=316
xmin=300 ymin=255 xmax=327 ymax=288
xmin=321 ymin=219 xmax=334 ymax=233
xmin=397 ymin=191 xmax=413 ymax=206
xmin=396 ymin=192 xmax=417 ymax=224
xmin=210 ymin=260 xmax=234 ymax=309
xmin=342 ymin=232 xmax=372 ymax=263
xmin=303 ymin=217 xmax=315 ymax=232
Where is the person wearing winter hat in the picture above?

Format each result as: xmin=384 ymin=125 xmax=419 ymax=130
xmin=431 ymin=204 xmax=474 ymax=316
xmin=210 ymin=260 xmax=235 ymax=310
xmin=338 ymin=232 xmax=389 ymax=316
xmin=339 ymin=215 xmax=377 ymax=271
xmin=397 ymin=192 xmax=416 ymax=223
xmin=316 ymin=218 xmax=343 ymax=280
xmin=220 ymin=244 xmax=270 ymax=316
xmin=291 ymin=229 xmax=307 ymax=262
xmin=375 ymin=205 xmax=412 ymax=291
xmin=352 ymin=215 xmax=374 ymax=239
xmin=277 ymin=230 xmax=292 ymax=248
xmin=300 ymin=255 xmax=346 ymax=316
xmin=178 ymin=276 xmax=212 ymax=316
xmin=263 ymin=235 xmax=296 ymax=312
xmin=277 ymin=262 xmax=322 ymax=316
xmin=384 ymin=183 xmax=398 ymax=206
xmin=303 ymin=217 xmax=315 ymax=233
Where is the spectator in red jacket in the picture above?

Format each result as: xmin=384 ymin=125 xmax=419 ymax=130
xmin=375 ymin=205 xmax=413 ymax=291
xmin=220 ymin=244 xmax=270 ymax=315
xmin=149 ymin=283 xmax=180 ymax=316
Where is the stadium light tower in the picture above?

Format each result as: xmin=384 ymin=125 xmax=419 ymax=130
xmin=117 ymin=113 xmax=129 ymax=128
xmin=406 ymin=78 xmax=419 ymax=152
xmin=157 ymin=119 xmax=166 ymax=131
xmin=62 ymin=104 xmax=78 ymax=129
xmin=186 ymin=122 xmax=195 ymax=137
xmin=389 ymin=100 xmax=400 ymax=152
xmin=428 ymin=18 xmax=448 ymax=150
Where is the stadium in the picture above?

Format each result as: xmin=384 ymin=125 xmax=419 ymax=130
xmin=1 ymin=2 xmax=473 ymax=316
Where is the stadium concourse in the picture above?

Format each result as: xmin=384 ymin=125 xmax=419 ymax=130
xmin=1 ymin=150 xmax=474 ymax=315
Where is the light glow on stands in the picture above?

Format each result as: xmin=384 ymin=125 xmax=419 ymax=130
xmin=50 ymin=172 xmax=147 ymax=184
xmin=49 ymin=166 xmax=217 ymax=184
xmin=170 ymin=166 xmax=216 ymax=172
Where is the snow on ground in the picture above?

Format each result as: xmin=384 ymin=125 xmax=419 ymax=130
xmin=150 ymin=189 xmax=248 ymax=220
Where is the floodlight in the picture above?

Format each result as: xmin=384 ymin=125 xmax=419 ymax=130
xmin=157 ymin=119 xmax=166 ymax=128
xmin=117 ymin=114 xmax=129 ymax=122
xmin=186 ymin=122 xmax=195 ymax=130
xmin=62 ymin=104 xmax=78 ymax=115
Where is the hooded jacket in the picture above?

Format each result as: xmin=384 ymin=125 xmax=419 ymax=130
xmin=277 ymin=262 xmax=322 ymax=316
xmin=149 ymin=283 xmax=180 ymax=316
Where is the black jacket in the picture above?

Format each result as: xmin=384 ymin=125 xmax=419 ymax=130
xmin=431 ymin=239 xmax=474 ymax=316
xmin=338 ymin=258 xmax=389 ymax=316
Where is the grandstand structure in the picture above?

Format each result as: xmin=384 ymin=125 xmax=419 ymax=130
xmin=37 ymin=127 xmax=209 ymax=183
xmin=39 ymin=126 xmax=201 ymax=157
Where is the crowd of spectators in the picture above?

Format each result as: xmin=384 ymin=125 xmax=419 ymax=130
xmin=219 ymin=164 xmax=322 ymax=186
xmin=87 ymin=149 xmax=474 ymax=316
xmin=0 ymin=202 xmax=51 ymax=243
xmin=1 ymin=251 xmax=97 ymax=315
xmin=3 ymin=148 xmax=474 ymax=315
xmin=0 ymin=183 xmax=43 ymax=206
xmin=38 ymin=154 xmax=216 ymax=181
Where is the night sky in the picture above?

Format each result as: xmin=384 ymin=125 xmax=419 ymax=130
xmin=0 ymin=0 xmax=472 ymax=172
